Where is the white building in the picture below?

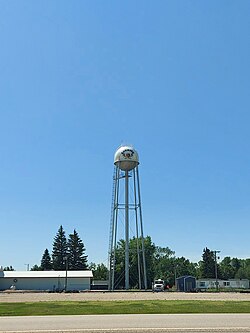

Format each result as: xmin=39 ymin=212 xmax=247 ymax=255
xmin=196 ymin=278 xmax=249 ymax=290
xmin=0 ymin=270 xmax=93 ymax=291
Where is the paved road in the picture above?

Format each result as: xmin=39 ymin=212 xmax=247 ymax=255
xmin=0 ymin=314 xmax=250 ymax=332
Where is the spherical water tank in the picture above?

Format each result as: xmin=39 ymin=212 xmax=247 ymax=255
xmin=114 ymin=145 xmax=139 ymax=171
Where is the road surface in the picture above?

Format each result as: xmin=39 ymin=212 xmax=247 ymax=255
xmin=0 ymin=314 xmax=250 ymax=332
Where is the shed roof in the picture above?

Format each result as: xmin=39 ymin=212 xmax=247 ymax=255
xmin=176 ymin=275 xmax=196 ymax=280
xmin=0 ymin=270 xmax=93 ymax=278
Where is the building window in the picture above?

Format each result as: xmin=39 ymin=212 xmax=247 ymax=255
xmin=223 ymin=281 xmax=230 ymax=286
xmin=199 ymin=282 xmax=205 ymax=287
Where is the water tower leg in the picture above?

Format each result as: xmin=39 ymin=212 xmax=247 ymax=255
xmin=125 ymin=170 xmax=129 ymax=290
xmin=108 ymin=166 xmax=119 ymax=291
xmin=136 ymin=167 xmax=148 ymax=290
xmin=133 ymin=168 xmax=142 ymax=290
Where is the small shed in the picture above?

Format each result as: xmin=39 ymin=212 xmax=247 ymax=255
xmin=176 ymin=275 xmax=196 ymax=292
xmin=0 ymin=270 xmax=93 ymax=291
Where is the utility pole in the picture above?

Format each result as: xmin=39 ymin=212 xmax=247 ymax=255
xmin=174 ymin=264 xmax=178 ymax=289
xmin=64 ymin=256 xmax=68 ymax=292
xmin=214 ymin=250 xmax=220 ymax=292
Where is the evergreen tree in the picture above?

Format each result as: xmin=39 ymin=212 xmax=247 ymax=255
xmin=3 ymin=266 xmax=14 ymax=271
xmin=199 ymin=247 xmax=216 ymax=278
xmin=67 ymin=229 xmax=88 ymax=270
xmin=52 ymin=225 xmax=68 ymax=270
xmin=41 ymin=248 xmax=52 ymax=270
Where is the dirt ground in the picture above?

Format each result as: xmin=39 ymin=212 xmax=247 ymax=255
xmin=1 ymin=291 xmax=250 ymax=302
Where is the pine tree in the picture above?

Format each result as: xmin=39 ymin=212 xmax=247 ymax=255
xmin=41 ymin=248 xmax=52 ymax=270
xmin=67 ymin=229 xmax=88 ymax=270
xmin=3 ymin=266 xmax=15 ymax=271
xmin=52 ymin=225 xmax=68 ymax=270
xmin=199 ymin=247 xmax=216 ymax=278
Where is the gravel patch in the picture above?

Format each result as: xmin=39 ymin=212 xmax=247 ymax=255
xmin=0 ymin=291 xmax=250 ymax=302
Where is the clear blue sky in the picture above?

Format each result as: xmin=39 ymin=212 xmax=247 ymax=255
xmin=0 ymin=1 xmax=249 ymax=270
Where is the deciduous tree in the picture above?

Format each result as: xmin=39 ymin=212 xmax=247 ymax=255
xmin=113 ymin=236 xmax=156 ymax=289
xmin=92 ymin=263 xmax=108 ymax=280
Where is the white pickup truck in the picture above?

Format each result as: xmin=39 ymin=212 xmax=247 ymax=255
xmin=153 ymin=279 xmax=165 ymax=292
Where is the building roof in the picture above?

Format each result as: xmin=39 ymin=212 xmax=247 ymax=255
xmin=176 ymin=275 xmax=196 ymax=280
xmin=196 ymin=278 xmax=249 ymax=282
xmin=0 ymin=270 xmax=93 ymax=278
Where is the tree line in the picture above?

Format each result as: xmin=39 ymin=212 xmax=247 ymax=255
xmin=201 ymin=247 xmax=250 ymax=281
xmin=4 ymin=229 xmax=250 ymax=289
xmin=90 ymin=239 xmax=250 ymax=288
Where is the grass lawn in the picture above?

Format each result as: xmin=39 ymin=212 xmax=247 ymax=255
xmin=0 ymin=300 xmax=250 ymax=316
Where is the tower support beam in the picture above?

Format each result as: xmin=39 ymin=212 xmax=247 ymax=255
xmin=125 ymin=170 xmax=129 ymax=290
xmin=108 ymin=146 xmax=147 ymax=291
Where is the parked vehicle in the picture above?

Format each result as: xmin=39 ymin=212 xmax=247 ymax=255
xmin=153 ymin=279 xmax=165 ymax=292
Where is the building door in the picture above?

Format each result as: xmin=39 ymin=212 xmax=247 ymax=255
xmin=185 ymin=281 xmax=193 ymax=292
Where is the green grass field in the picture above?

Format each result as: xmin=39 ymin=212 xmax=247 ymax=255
xmin=0 ymin=300 xmax=250 ymax=316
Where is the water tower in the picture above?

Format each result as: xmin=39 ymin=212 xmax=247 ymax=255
xmin=108 ymin=145 xmax=147 ymax=290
